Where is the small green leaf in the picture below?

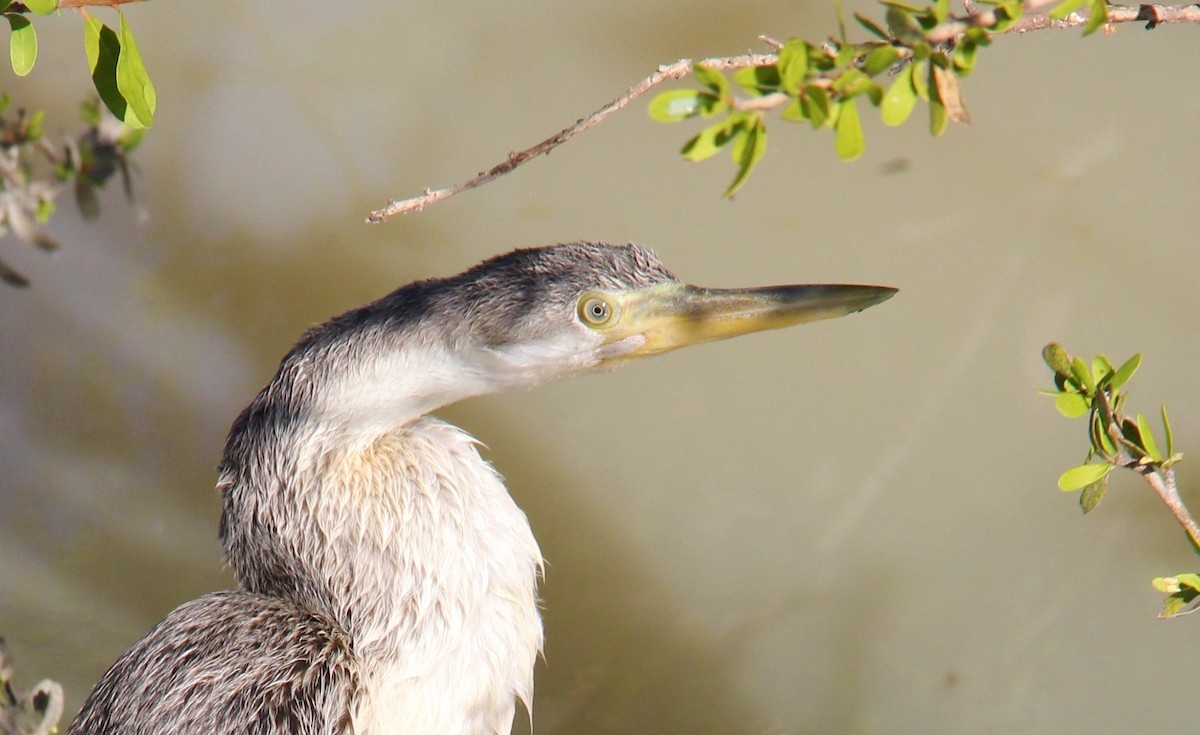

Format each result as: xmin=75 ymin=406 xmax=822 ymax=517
xmin=693 ymin=63 xmax=729 ymax=99
xmin=1176 ymin=573 xmax=1200 ymax=592
xmin=115 ymin=10 xmax=155 ymax=128
xmin=1137 ymin=413 xmax=1163 ymax=461
xmin=880 ymin=65 xmax=916 ymax=126
xmin=953 ymin=37 xmax=978 ymax=76
xmin=911 ymin=59 xmax=928 ymax=100
xmin=833 ymin=68 xmax=874 ymax=99
xmin=1082 ymin=0 xmax=1107 ymax=35
xmin=724 ymin=115 xmax=766 ymax=197
xmin=84 ymin=13 xmax=127 ymax=121
xmin=1049 ymin=0 xmax=1088 ymax=20
xmin=733 ymin=66 xmax=781 ymax=96
xmin=1162 ymin=405 xmax=1174 ymax=459
xmin=25 ymin=0 xmax=55 ymax=14
xmin=34 ymin=196 xmax=54 ymax=224
xmin=864 ymin=45 xmax=900 ymax=76
xmin=648 ymin=90 xmax=709 ymax=122
xmin=780 ymin=99 xmax=807 ymax=122
xmin=1058 ymin=462 xmax=1113 ymax=491
xmin=778 ymin=39 xmax=809 ymax=95
xmin=1090 ymin=413 xmax=1117 ymax=457
xmin=933 ymin=0 xmax=951 ymax=23
xmin=834 ymin=98 xmax=864 ymax=161
xmin=1110 ymin=353 xmax=1141 ymax=390
xmin=1079 ymin=475 xmax=1107 ymax=514
xmin=1070 ymin=357 xmax=1095 ymax=394
xmin=1042 ymin=343 xmax=1073 ymax=379
xmin=680 ymin=118 xmax=737 ymax=162
xmin=854 ymin=12 xmax=892 ymax=40
xmin=885 ymin=5 xmax=927 ymax=43
xmin=1055 ymin=391 xmax=1090 ymax=418
xmin=990 ymin=2 xmax=1024 ymax=32
xmin=802 ymin=85 xmax=830 ymax=129
xmin=927 ymin=62 xmax=947 ymax=136
xmin=6 ymin=12 xmax=36 ymax=77
xmin=1091 ymin=355 xmax=1113 ymax=386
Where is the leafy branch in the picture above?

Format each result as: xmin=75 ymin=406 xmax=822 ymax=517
xmin=0 ymin=97 xmax=142 ymax=286
xmin=646 ymin=0 xmax=1200 ymax=195
xmin=1041 ymin=343 xmax=1200 ymax=618
xmin=368 ymin=0 xmax=1200 ymax=220
xmin=3 ymin=1 xmax=155 ymax=129
xmin=1 ymin=1 xmax=154 ymax=286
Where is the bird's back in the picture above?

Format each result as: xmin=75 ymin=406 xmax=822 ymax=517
xmin=68 ymin=591 xmax=356 ymax=735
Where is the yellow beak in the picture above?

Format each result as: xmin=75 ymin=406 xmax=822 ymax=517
xmin=597 ymin=281 xmax=897 ymax=361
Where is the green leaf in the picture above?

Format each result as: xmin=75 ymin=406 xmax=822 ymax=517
xmin=1176 ymin=573 xmax=1200 ymax=592
xmin=834 ymin=98 xmax=864 ymax=161
xmin=1079 ymin=475 xmax=1107 ymax=514
xmin=24 ymin=0 xmax=55 ymax=14
xmin=801 ymin=85 xmax=830 ymax=129
xmin=725 ymin=115 xmax=765 ymax=197
xmin=1058 ymin=462 xmax=1113 ymax=491
xmin=778 ymin=39 xmax=809 ymax=95
xmin=885 ymin=5 xmax=927 ymax=43
xmin=864 ymin=45 xmax=900 ymax=76
xmin=954 ymin=37 xmax=979 ymax=76
xmin=693 ymin=63 xmax=729 ymax=99
xmin=833 ymin=68 xmax=874 ymax=99
xmin=648 ymin=90 xmax=711 ymax=122
xmin=855 ymin=12 xmax=892 ymax=40
xmin=680 ymin=117 xmax=738 ymax=162
xmin=1091 ymin=413 xmax=1117 ymax=457
xmin=933 ymin=0 xmax=951 ymax=23
xmin=6 ymin=12 xmax=36 ymax=77
xmin=1069 ymin=356 xmax=1095 ymax=394
xmin=1137 ymin=413 xmax=1163 ymax=461
xmin=1162 ymin=405 xmax=1174 ymax=458
xmin=780 ymin=98 xmax=807 ymax=122
xmin=115 ymin=10 xmax=154 ymax=128
xmin=1091 ymin=355 xmax=1114 ymax=386
xmin=1110 ymin=353 xmax=1141 ymax=390
xmin=733 ymin=66 xmax=781 ymax=96
xmin=927 ymin=62 xmax=946 ymax=136
xmin=1049 ymin=0 xmax=1088 ymax=20
xmin=990 ymin=2 xmax=1024 ymax=32
xmin=1082 ymin=0 xmax=1107 ymax=35
xmin=1055 ymin=391 xmax=1090 ymax=418
xmin=880 ymin=65 xmax=916 ymax=126
xmin=84 ymin=13 xmax=127 ymax=122
xmin=911 ymin=59 xmax=928 ymax=100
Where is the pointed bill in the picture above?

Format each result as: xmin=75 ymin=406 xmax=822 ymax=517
xmin=595 ymin=281 xmax=897 ymax=362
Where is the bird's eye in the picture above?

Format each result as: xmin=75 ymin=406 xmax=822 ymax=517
xmin=579 ymin=295 xmax=617 ymax=327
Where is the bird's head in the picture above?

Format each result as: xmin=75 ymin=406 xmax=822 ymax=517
xmin=269 ymin=242 xmax=896 ymax=433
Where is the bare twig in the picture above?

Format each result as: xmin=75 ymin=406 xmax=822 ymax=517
xmin=56 ymin=0 xmax=149 ymax=8
xmin=365 ymin=53 xmax=778 ymax=222
xmin=1135 ymin=465 xmax=1200 ymax=548
xmin=369 ymin=2 xmax=1200 ymax=222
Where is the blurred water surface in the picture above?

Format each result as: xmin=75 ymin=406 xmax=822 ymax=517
xmin=2 ymin=2 xmax=1199 ymax=733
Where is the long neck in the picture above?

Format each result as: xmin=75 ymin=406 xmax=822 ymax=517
xmin=216 ymin=347 xmax=544 ymax=731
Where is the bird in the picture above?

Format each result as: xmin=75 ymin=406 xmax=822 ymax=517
xmin=67 ymin=241 xmax=896 ymax=735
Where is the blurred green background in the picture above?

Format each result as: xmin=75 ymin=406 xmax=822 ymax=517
xmin=2 ymin=1 xmax=1199 ymax=732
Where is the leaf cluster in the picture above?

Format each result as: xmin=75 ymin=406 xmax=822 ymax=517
xmin=647 ymin=0 xmax=1108 ymax=196
xmin=1041 ymin=343 xmax=1198 ymax=618
xmin=0 ymin=95 xmax=142 ymax=287
xmin=3 ymin=3 xmax=155 ymax=129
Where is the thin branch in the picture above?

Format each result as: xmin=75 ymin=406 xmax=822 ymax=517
xmin=1138 ymin=465 xmax=1200 ymax=549
xmin=368 ymin=2 xmax=1200 ymax=222
xmin=366 ymin=53 xmax=778 ymax=222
